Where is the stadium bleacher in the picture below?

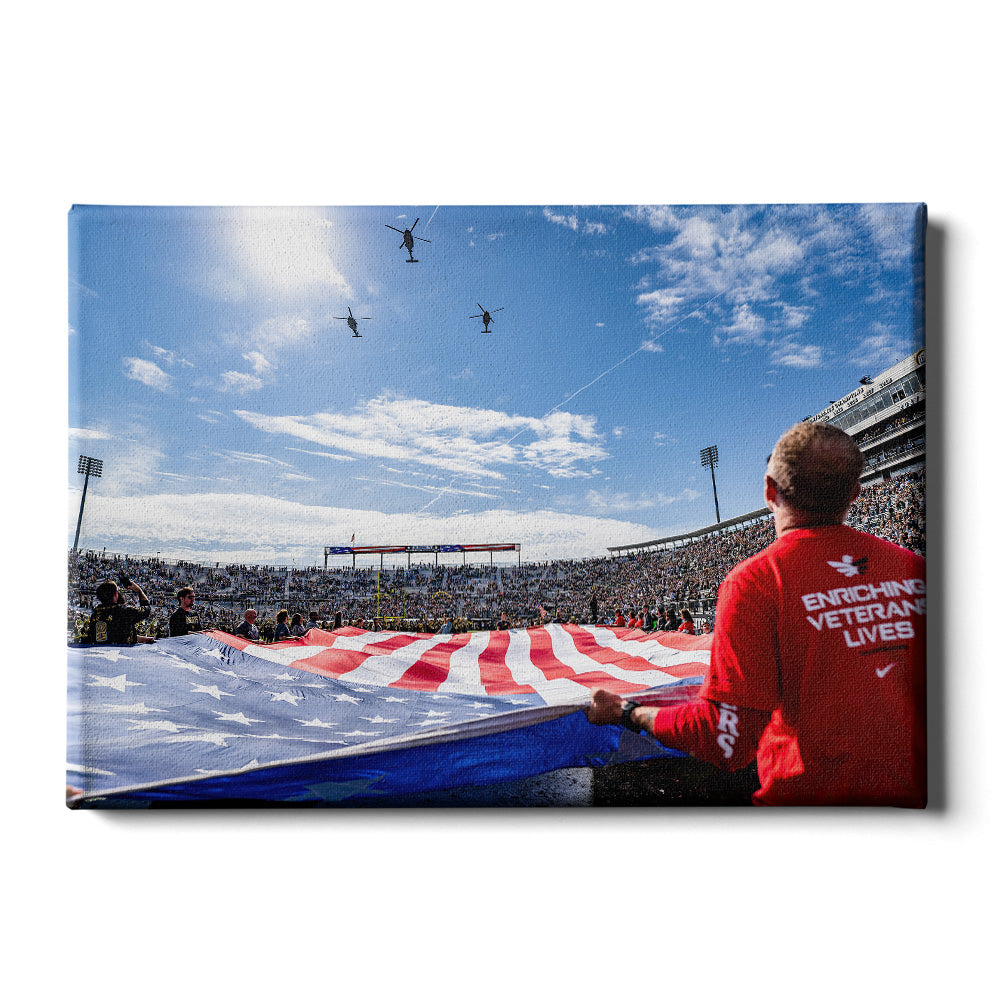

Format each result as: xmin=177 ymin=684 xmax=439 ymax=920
xmin=67 ymin=469 xmax=925 ymax=641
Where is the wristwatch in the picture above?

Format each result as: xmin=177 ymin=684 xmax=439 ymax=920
xmin=620 ymin=700 xmax=643 ymax=732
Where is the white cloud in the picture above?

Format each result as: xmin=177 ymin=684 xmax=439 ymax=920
xmin=543 ymin=208 xmax=579 ymax=230
xmin=69 ymin=427 xmax=111 ymax=441
xmin=68 ymin=492 xmax=659 ymax=564
xmin=627 ymin=206 xmax=681 ymax=232
xmin=243 ymin=351 xmax=273 ymax=376
xmin=147 ymin=343 xmax=194 ymax=368
xmin=233 ymin=395 xmax=609 ymax=481
xmin=583 ymin=488 xmax=700 ymax=512
xmin=123 ymin=357 xmax=172 ymax=392
xmin=243 ymin=313 xmax=316 ymax=352
xmin=860 ymin=204 xmax=919 ymax=269
xmin=780 ymin=304 xmax=812 ymax=329
xmin=69 ymin=427 xmax=168 ymax=498
xmin=214 ymin=449 xmax=295 ymax=468
xmin=287 ymin=447 xmax=356 ymax=463
xmin=354 ymin=476 xmax=501 ymax=500
xmin=723 ymin=303 xmax=768 ymax=345
xmin=219 ymin=371 xmax=264 ymax=393
xmin=630 ymin=206 xmax=855 ymax=349
xmin=848 ymin=323 xmax=912 ymax=368
xmin=635 ymin=289 xmax=684 ymax=324
xmin=543 ymin=207 xmax=607 ymax=236
xmin=639 ymin=339 xmax=664 ymax=353
xmin=771 ymin=343 xmax=822 ymax=368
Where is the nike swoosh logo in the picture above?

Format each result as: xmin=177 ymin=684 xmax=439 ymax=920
xmin=876 ymin=663 xmax=896 ymax=679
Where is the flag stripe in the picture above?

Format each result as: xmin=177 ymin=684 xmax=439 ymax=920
xmin=68 ymin=625 xmax=707 ymax=804
xmin=479 ymin=630 xmax=535 ymax=696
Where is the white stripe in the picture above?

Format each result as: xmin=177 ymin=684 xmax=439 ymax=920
xmin=237 ymin=644 xmax=330 ymax=667
xmin=548 ymin=625 xmax=698 ymax=689
xmin=334 ymin=635 xmax=450 ymax=687
xmin=437 ymin=631 xmax=492 ymax=696
xmin=582 ymin=625 xmax=713 ymax=670
xmin=504 ymin=628 xmax=595 ymax=706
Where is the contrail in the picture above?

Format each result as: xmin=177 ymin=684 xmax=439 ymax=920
xmin=424 ymin=205 xmax=440 ymax=231
xmin=513 ymin=288 xmax=728 ymax=441
xmin=414 ymin=289 xmax=727 ymax=514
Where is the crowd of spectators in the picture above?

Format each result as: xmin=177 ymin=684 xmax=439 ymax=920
xmin=864 ymin=438 xmax=924 ymax=472
xmin=68 ymin=468 xmax=925 ymax=641
xmin=856 ymin=406 xmax=924 ymax=448
xmin=845 ymin=468 xmax=926 ymax=554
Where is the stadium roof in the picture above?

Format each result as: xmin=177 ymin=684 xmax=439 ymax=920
xmin=607 ymin=507 xmax=771 ymax=555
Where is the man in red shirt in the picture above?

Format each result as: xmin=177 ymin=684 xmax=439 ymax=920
xmin=587 ymin=422 xmax=926 ymax=806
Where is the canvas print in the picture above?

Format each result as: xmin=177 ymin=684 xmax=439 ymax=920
xmin=67 ymin=204 xmax=927 ymax=808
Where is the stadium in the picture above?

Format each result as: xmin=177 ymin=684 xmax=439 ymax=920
xmin=68 ymin=351 xmax=925 ymax=642
xmin=66 ymin=204 xmax=927 ymax=809
xmin=67 ymin=354 xmax=925 ymax=808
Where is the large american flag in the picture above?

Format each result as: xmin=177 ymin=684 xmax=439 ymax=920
xmin=67 ymin=625 xmax=710 ymax=806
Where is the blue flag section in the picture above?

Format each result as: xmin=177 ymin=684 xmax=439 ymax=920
xmin=67 ymin=627 xmax=707 ymax=807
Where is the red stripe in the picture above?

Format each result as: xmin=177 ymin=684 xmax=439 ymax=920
xmin=390 ymin=633 xmax=474 ymax=690
xmin=665 ymin=661 xmax=712 ymax=679
xmin=615 ymin=627 xmax=714 ymax=652
xmin=478 ymin=631 xmax=536 ymax=696
xmin=279 ymin=633 xmax=427 ymax=681
xmin=523 ymin=627 xmax=649 ymax=695
xmin=562 ymin=624 xmax=688 ymax=675
xmin=526 ymin=627 xmax=579 ymax=681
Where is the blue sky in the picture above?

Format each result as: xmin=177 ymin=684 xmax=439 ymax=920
xmin=68 ymin=203 xmax=924 ymax=566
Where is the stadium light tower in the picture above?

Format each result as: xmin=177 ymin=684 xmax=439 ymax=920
xmin=700 ymin=445 xmax=721 ymax=524
xmin=74 ymin=455 xmax=103 ymax=551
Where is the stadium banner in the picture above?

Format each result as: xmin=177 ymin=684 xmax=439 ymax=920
xmin=66 ymin=625 xmax=709 ymax=807
xmin=325 ymin=543 xmax=519 ymax=556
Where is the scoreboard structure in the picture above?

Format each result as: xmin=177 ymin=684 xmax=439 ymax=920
xmin=324 ymin=543 xmax=521 ymax=569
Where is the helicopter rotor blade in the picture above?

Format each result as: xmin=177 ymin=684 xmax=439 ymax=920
xmin=493 ymin=307 xmax=504 ymax=313
xmin=415 ymin=236 xmax=431 ymax=243
xmin=385 ymin=225 xmax=405 ymax=234
xmin=410 ymin=218 xmax=419 ymax=230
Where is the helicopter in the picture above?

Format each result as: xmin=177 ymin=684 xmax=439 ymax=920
xmin=385 ymin=217 xmax=431 ymax=262
xmin=333 ymin=306 xmax=372 ymax=338
xmin=470 ymin=303 xmax=503 ymax=333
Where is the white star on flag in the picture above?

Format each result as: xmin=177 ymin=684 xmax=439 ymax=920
xmin=127 ymin=719 xmax=188 ymax=733
xmin=213 ymin=711 xmax=262 ymax=726
xmin=161 ymin=732 xmax=231 ymax=747
xmin=84 ymin=649 xmax=132 ymax=663
xmin=87 ymin=673 xmax=144 ymax=693
xmin=268 ymin=691 xmax=304 ymax=705
xmin=190 ymin=682 xmax=234 ymax=700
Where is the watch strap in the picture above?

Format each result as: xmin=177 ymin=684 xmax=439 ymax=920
xmin=620 ymin=700 xmax=643 ymax=732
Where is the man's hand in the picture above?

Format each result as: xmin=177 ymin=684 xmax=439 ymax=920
xmin=586 ymin=688 xmax=626 ymax=726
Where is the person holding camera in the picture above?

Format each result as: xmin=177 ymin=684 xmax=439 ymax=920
xmin=84 ymin=574 xmax=153 ymax=645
